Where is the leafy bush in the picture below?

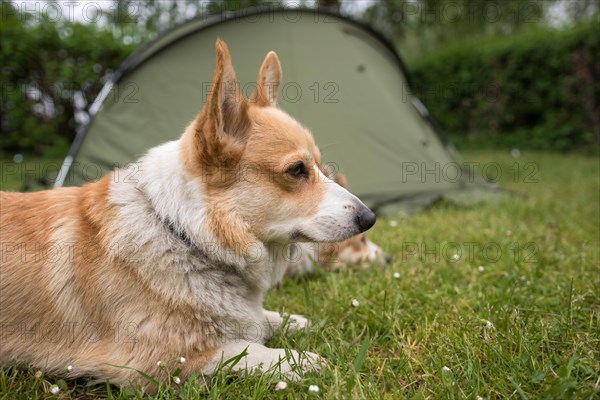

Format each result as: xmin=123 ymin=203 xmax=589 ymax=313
xmin=0 ymin=1 xmax=279 ymax=159
xmin=409 ymin=20 xmax=600 ymax=151
xmin=0 ymin=3 xmax=134 ymax=158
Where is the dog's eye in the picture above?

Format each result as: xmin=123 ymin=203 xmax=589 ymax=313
xmin=286 ymin=161 xmax=309 ymax=179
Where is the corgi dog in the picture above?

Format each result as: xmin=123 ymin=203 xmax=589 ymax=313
xmin=0 ymin=40 xmax=376 ymax=389
xmin=286 ymin=173 xmax=389 ymax=277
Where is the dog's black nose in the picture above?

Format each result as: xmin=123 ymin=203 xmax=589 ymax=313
xmin=356 ymin=207 xmax=376 ymax=232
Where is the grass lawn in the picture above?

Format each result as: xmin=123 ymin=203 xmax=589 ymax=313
xmin=1 ymin=150 xmax=599 ymax=399
xmin=0 ymin=157 xmax=64 ymax=192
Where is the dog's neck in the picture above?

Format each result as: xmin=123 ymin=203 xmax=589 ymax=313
xmin=124 ymin=140 xmax=284 ymax=290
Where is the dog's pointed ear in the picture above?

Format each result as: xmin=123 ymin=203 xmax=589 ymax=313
xmin=184 ymin=39 xmax=250 ymax=170
xmin=204 ymin=39 xmax=249 ymax=139
xmin=183 ymin=40 xmax=250 ymax=172
xmin=250 ymin=51 xmax=282 ymax=107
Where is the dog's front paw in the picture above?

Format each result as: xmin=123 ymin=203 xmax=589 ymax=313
xmin=297 ymin=350 xmax=325 ymax=372
xmin=278 ymin=350 xmax=325 ymax=379
xmin=285 ymin=313 xmax=309 ymax=331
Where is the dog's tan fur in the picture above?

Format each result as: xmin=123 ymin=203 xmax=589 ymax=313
xmin=1 ymin=176 xmax=219 ymax=386
xmin=0 ymin=40 xmax=376 ymax=389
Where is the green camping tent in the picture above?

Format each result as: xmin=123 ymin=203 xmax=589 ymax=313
xmin=56 ymin=8 xmax=492 ymax=213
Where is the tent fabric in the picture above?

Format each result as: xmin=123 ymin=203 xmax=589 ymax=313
xmin=56 ymin=8 xmax=493 ymax=214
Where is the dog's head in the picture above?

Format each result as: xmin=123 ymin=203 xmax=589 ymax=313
xmin=181 ymin=40 xmax=375 ymax=253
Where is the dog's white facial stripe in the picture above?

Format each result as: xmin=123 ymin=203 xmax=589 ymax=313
xmin=289 ymin=167 xmax=367 ymax=243
xmin=315 ymin=165 xmax=333 ymax=183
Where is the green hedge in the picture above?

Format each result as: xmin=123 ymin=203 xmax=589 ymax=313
xmin=409 ymin=21 xmax=600 ymax=151
xmin=0 ymin=3 xmax=133 ymax=158
xmin=2 ymin=5 xmax=598 ymax=157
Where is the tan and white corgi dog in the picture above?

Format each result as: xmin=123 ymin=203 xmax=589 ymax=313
xmin=0 ymin=40 xmax=376 ymax=389
xmin=287 ymin=173 xmax=389 ymax=277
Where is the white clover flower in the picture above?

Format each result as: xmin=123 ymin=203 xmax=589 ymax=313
xmin=451 ymin=254 xmax=460 ymax=261
xmin=389 ymin=220 xmax=398 ymax=227
xmin=173 ymin=376 xmax=181 ymax=385
xmin=476 ymin=396 xmax=484 ymax=400
xmin=442 ymin=366 xmax=450 ymax=372
xmin=177 ymin=356 xmax=186 ymax=364
xmin=157 ymin=361 xmax=166 ymax=368
xmin=275 ymin=381 xmax=288 ymax=391
xmin=50 ymin=385 xmax=60 ymax=395
xmin=308 ymin=384 xmax=320 ymax=393
xmin=485 ymin=320 xmax=494 ymax=330
xmin=351 ymin=299 xmax=359 ymax=308
xmin=393 ymin=272 xmax=400 ymax=279
xmin=66 ymin=365 xmax=74 ymax=372
xmin=478 ymin=266 xmax=485 ymax=272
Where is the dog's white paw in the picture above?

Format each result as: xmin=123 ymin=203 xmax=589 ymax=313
xmin=275 ymin=350 xmax=325 ymax=380
xmin=297 ymin=350 xmax=325 ymax=371
xmin=285 ymin=313 xmax=309 ymax=331
xmin=204 ymin=342 xmax=325 ymax=380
